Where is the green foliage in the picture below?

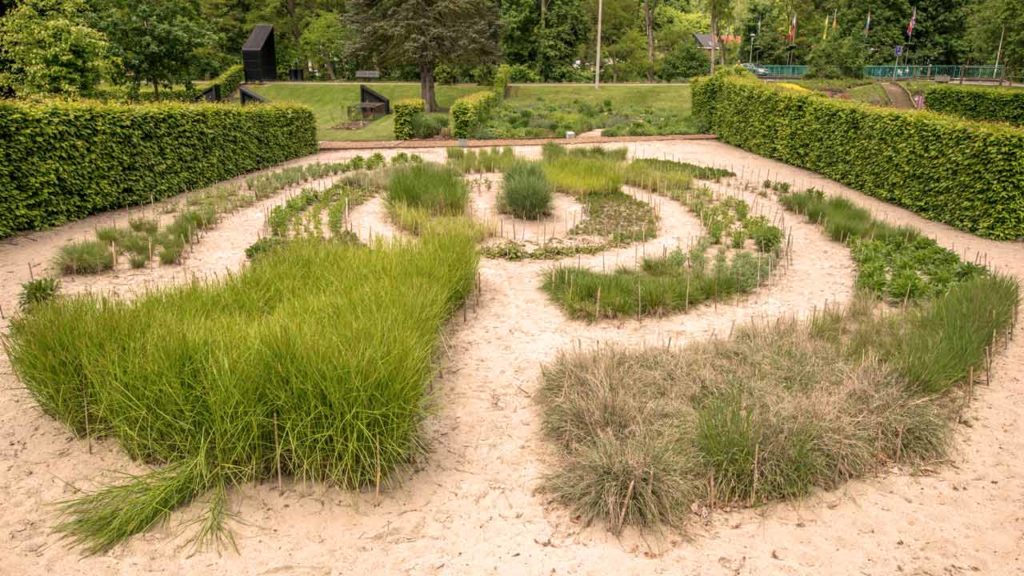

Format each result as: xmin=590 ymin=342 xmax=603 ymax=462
xmin=806 ymin=35 xmax=866 ymax=79
xmin=7 ymin=229 xmax=479 ymax=551
xmin=55 ymin=240 xmax=114 ymax=275
xmin=0 ymin=100 xmax=317 ymax=238
xmin=658 ymin=36 xmax=709 ymax=81
xmin=387 ymin=163 xmax=468 ymax=215
xmin=393 ymin=98 xmax=425 ymax=140
xmin=498 ymin=162 xmax=552 ymax=220
xmin=208 ymin=64 xmax=244 ymax=99
xmin=493 ymin=63 xmax=511 ymax=97
xmin=542 ymin=155 xmax=624 ymax=196
xmin=409 ymin=112 xmax=448 ymax=139
xmin=693 ymin=73 xmax=1024 ymax=240
xmin=450 ymin=90 xmax=501 ymax=138
xmin=447 ymin=146 xmax=518 ymax=173
xmin=780 ymin=188 xmax=986 ymax=302
xmin=925 ymin=85 xmax=1024 ymax=126
xmin=19 ymin=277 xmax=61 ymax=312
xmin=0 ymin=0 xmax=112 ymax=97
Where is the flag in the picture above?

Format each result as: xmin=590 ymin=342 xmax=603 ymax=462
xmin=757 ymin=16 xmax=762 ymax=36
xmin=787 ymin=14 xmax=797 ymax=43
xmin=907 ymin=7 xmax=917 ymax=38
xmin=864 ymin=10 xmax=872 ymax=34
xmin=822 ymin=14 xmax=830 ymax=40
xmin=832 ymin=9 xmax=838 ymax=31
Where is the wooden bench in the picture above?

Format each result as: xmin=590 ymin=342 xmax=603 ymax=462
xmin=355 ymin=70 xmax=381 ymax=80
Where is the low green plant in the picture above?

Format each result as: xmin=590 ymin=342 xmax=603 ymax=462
xmin=387 ymin=164 xmax=468 ymax=216
xmin=447 ymin=146 xmax=517 ymax=173
xmin=55 ymin=240 xmax=115 ymax=275
xmin=19 ymin=277 xmax=61 ymax=311
xmin=498 ymin=162 xmax=552 ymax=220
xmin=543 ymin=156 xmax=624 ymax=196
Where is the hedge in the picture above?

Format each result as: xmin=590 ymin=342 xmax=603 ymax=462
xmin=925 ymin=84 xmax=1024 ymax=126
xmin=206 ymin=64 xmax=245 ymax=100
xmin=393 ymin=98 xmax=425 ymax=140
xmin=493 ymin=64 xmax=512 ymax=98
xmin=0 ymin=100 xmax=317 ymax=238
xmin=693 ymin=74 xmax=1024 ymax=240
xmin=450 ymin=90 xmax=500 ymax=139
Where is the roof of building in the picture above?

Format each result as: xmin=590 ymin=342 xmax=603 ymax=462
xmin=693 ymin=33 xmax=742 ymax=49
xmin=243 ymin=25 xmax=274 ymax=53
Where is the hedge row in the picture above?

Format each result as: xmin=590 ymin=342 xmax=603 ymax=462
xmin=393 ymin=98 xmax=426 ymax=140
xmin=693 ymin=74 xmax=1024 ymax=239
xmin=925 ymin=84 xmax=1024 ymax=126
xmin=450 ymin=90 xmax=500 ymax=139
xmin=207 ymin=64 xmax=245 ymax=100
xmin=0 ymin=100 xmax=317 ymax=238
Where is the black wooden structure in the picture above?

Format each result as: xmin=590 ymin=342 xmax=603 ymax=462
xmin=347 ymin=85 xmax=391 ymax=120
xmin=242 ymin=25 xmax=276 ymax=82
xmin=240 ymin=86 xmax=268 ymax=105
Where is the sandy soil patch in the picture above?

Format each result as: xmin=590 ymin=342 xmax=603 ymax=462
xmin=0 ymin=140 xmax=1021 ymax=575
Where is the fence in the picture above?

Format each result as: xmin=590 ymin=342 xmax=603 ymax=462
xmin=759 ymin=64 xmax=1006 ymax=81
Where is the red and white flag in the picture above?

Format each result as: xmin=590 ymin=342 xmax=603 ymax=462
xmin=787 ymin=14 xmax=798 ymax=43
xmin=906 ymin=7 xmax=917 ymax=38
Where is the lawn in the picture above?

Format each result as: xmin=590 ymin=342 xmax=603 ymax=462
xmin=248 ymin=82 xmax=694 ymax=141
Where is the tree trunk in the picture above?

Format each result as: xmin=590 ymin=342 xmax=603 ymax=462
xmin=643 ymin=1 xmax=656 ymax=82
xmin=710 ymin=13 xmax=717 ymax=74
xmin=152 ymin=80 xmax=159 ymax=97
xmin=419 ymin=62 xmax=439 ymax=112
xmin=326 ymin=60 xmax=336 ymax=80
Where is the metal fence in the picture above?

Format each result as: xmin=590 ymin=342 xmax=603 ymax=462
xmin=759 ymin=64 xmax=1006 ymax=80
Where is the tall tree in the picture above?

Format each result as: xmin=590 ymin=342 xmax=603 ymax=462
xmin=0 ymin=0 xmax=111 ymax=97
xmin=704 ymin=0 xmax=734 ymax=72
xmin=300 ymin=10 xmax=349 ymax=79
xmin=642 ymin=0 xmax=660 ymax=81
xmin=967 ymin=0 xmax=1024 ymax=78
xmin=93 ymin=0 xmax=216 ymax=94
xmin=348 ymin=0 xmax=499 ymax=111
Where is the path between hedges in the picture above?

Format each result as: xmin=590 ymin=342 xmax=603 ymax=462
xmin=882 ymin=82 xmax=916 ymax=109
xmin=318 ymin=133 xmax=717 ymax=150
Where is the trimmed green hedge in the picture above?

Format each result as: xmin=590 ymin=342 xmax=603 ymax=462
xmin=393 ymin=98 xmax=425 ymax=140
xmin=925 ymin=84 xmax=1024 ymax=126
xmin=494 ymin=64 xmax=512 ymax=98
xmin=693 ymin=74 xmax=1024 ymax=240
xmin=0 ymin=100 xmax=317 ymax=238
xmin=450 ymin=90 xmax=500 ymax=139
xmin=207 ymin=64 xmax=244 ymax=99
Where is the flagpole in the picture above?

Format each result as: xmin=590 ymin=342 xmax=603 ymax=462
xmin=994 ymin=25 xmax=1005 ymax=80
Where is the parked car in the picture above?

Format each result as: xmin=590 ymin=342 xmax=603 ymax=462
xmin=742 ymin=63 xmax=769 ymax=77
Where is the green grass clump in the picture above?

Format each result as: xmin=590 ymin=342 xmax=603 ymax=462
xmin=624 ymin=159 xmax=734 ymax=195
xmin=447 ymin=146 xmax=517 ymax=174
xmin=387 ymin=163 xmax=468 ymax=216
xmin=543 ymin=156 xmax=624 ymax=196
xmin=498 ymin=162 xmax=553 ymax=220
xmin=6 ymin=226 xmax=480 ymax=552
xmin=780 ymin=188 xmax=985 ymax=301
xmin=542 ymin=143 xmax=628 ymax=162
xmin=540 ymin=274 xmax=1018 ymax=532
xmin=544 ymin=239 xmax=777 ymax=320
xmin=19 ymin=277 xmax=61 ymax=311
xmin=55 ymin=240 xmax=115 ymax=275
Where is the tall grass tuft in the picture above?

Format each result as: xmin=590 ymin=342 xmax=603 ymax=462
xmin=498 ymin=162 xmax=553 ymax=220
xmin=55 ymin=240 xmax=115 ymax=275
xmin=387 ymin=163 xmax=468 ymax=215
xmin=6 ymin=226 xmax=480 ymax=551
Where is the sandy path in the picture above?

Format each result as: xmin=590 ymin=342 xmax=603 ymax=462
xmin=1 ymin=140 xmax=1022 ymax=575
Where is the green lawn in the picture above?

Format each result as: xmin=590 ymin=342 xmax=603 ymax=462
xmin=248 ymin=82 xmax=694 ymax=141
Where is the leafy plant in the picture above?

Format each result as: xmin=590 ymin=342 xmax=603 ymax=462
xmin=19 ymin=277 xmax=61 ymax=311
xmin=498 ymin=162 xmax=552 ymax=220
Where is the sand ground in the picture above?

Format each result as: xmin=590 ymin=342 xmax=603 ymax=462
xmin=1 ymin=140 xmax=1022 ymax=575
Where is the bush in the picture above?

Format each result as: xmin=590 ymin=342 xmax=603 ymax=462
xmin=806 ymin=36 xmax=865 ymax=79
xmin=493 ymin=64 xmax=512 ymax=97
xmin=0 ymin=100 xmax=317 ymax=239
xmin=409 ymin=112 xmax=448 ymax=139
xmin=507 ymin=64 xmax=541 ymax=83
xmin=7 ymin=230 xmax=479 ymax=552
xmin=392 ymin=98 xmax=425 ymax=140
xmin=692 ymin=73 xmax=1024 ymax=240
xmin=19 ymin=277 xmax=61 ymax=311
xmin=925 ymin=84 xmax=1024 ymax=126
xmin=658 ymin=41 xmax=709 ymax=81
xmin=499 ymin=162 xmax=553 ymax=220
xmin=207 ymin=64 xmax=244 ymax=99
xmin=387 ymin=163 xmax=468 ymax=215
xmin=450 ymin=90 xmax=500 ymax=138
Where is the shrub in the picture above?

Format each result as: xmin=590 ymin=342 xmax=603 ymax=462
xmin=499 ymin=162 xmax=553 ymax=220
xmin=409 ymin=112 xmax=448 ymax=139
xmin=6 ymin=229 xmax=479 ymax=552
xmin=206 ymin=64 xmax=245 ymax=100
xmin=0 ymin=100 xmax=316 ymax=239
xmin=392 ymin=98 xmax=426 ymax=140
xmin=448 ymin=146 xmax=517 ymax=173
xmin=693 ymin=73 xmax=1024 ymax=239
xmin=543 ymin=156 xmax=624 ymax=196
xmin=387 ymin=163 xmax=468 ymax=215
xmin=55 ymin=240 xmax=115 ymax=275
xmin=450 ymin=90 xmax=500 ymax=138
xmin=493 ymin=64 xmax=512 ymax=97
xmin=925 ymin=84 xmax=1024 ymax=126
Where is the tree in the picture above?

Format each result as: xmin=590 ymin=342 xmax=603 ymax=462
xmin=0 ymin=0 xmax=111 ymax=97
xmin=704 ymin=0 xmax=734 ymax=72
xmin=93 ymin=0 xmax=216 ymax=95
xmin=806 ymin=34 xmax=866 ymax=78
xmin=300 ymin=10 xmax=349 ymax=79
xmin=658 ymin=33 xmax=708 ymax=79
xmin=641 ymin=0 xmax=660 ymax=82
xmin=348 ymin=0 xmax=500 ymax=111
xmin=967 ymin=0 xmax=1023 ymax=79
